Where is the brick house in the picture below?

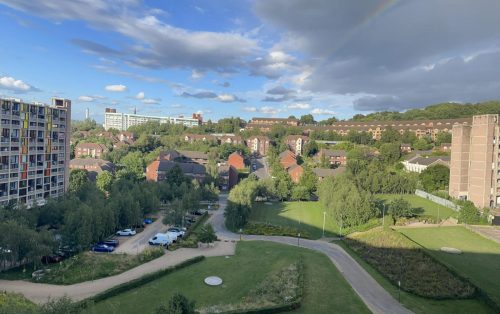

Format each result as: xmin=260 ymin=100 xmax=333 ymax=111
xmin=228 ymin=151 xmax=245 ymax=170
xmin=315 ymin=149 xmax=347 ymax=166
xmin=118 ymin=131 xmax=135 ymax=142
xmin=440 ymin=143 xmax=452 ymax=152
xmin=287 ymin=164 xmax=304 ymax=183
xmin=69 ymin=158 xmax=115 ymax=180
xmin=146 ymin=159 xmax=206 ymax=182
xmin=246 ymin=136 xmax=270 ymax=156
xmin=284 ymin=135 xmax=309 ymax=156
xmin=280 ymin=150 xmax=297 ymax=169
xmin=218 ymin=164 xmax=239 ymax=191
xmin=400 ymin=143 xmax=412 ymax=153
xmin=183 ymin=134 xmax=217 ymax=143
xmin=219 ymin=135 xmax=244 ymax=145
xmin=74 ymin=143 xmax=108 ymax=158
xmin=312 ymin=167 xmax=346 ymax=181
xmin=158 ymin=150 xmax=209 ymax=165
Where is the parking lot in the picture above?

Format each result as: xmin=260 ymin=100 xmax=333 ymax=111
xmin=113 ymin=216 xmax=168 ymax=255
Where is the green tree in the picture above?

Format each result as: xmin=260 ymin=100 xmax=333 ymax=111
xmin=434 ymin=131 xmax=452 ymax=146
xmin=380 ymin=126 xmax=401 ymax=143
xmin=69 ymin=169 xmax=89 ymax=193
xmin=419 ymin=164 xmax=450 ymax=192
xmin=458 ymin=201 xmax=480 ymax=224
xmin=303 ymin=140 xmax=319 ymax=157
xmin=299 ymin=166 xmax=318 ymax=194
xmin=300 ymin=114 xmax=316 ymax=125
xmin=388 ymin=197 xmax=413 ymax=224
xmin=413 ymin=137 xmax=432 ymax=150
xmin=379 ymin=143 xmax=401 ymax=164
xmin=291 ymin=185 xmax=310 ymax=201
xmin=96 ymin=170 xmax=114 ymax=193
xmin=198 ymin=224 xmax=217 ymax=246
xmin=120 ymin=151 xmax=146 ymax=180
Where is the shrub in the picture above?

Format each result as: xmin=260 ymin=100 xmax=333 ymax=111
xmin=242 ymin=223 xmax=311 ymax=239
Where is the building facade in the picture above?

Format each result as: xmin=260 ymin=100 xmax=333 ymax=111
xmin=104 ymin=108 xmax=200 ymax=131
xmin=315 ymin=149 xmax=347 ymax=166
xmin=284 ymin=135 xmax=309 ymax=156
xmin=246 ymin=136 xmax=270 ymax=156
xmin=0 ymin=97 xmax=71 ymax=207
xmin=74 ymin=142 xmax=108 ymax=158
xmin=402 ymin=155 xmax=450 ymax=173
xmin=449 ymin=114 xmax=500 ymax=209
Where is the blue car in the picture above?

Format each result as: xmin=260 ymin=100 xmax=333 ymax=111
xmin=91 ymin=244 xmax=114 ymax=253
xmin=144 ymin=218 xmax=153 ymax=225
xmin=98 ymin=239 xmax=119 ymax=247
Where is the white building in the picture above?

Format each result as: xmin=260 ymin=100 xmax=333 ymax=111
xmin=402 ymin=155 xmax=450 ymax=173
xmin=103 ymin=108 xmax=200 ymax=131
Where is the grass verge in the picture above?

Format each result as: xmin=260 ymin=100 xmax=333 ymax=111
xmin=376 ymin=194 xmax=458 ymax=221
xmin=86 ymin=241 xmax=370 ymax=314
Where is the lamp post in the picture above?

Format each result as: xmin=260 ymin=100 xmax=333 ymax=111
xmin=382 ymin=204 xmax=386 ymax=227
xmin=239 ymin=228 xmax=242 ymax=241
xmin=322 ymin=211 xmax=326 ymax=237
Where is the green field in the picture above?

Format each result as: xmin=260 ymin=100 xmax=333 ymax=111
xmin=249 ymin=202 xmax=341 ymax=239
xmin=399 ymin=227 xmax=500 ymax=306
xmin=376 ymin=194 xmax=458 ymax=220
xmin=87 ymin=241 xmax=370 ymax=314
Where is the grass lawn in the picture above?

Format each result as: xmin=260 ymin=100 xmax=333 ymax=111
xmin=86 ymin=241 xmax=370 ymax=314
xmin=376 ymin=194 xmax=458 ymax=220
xmin=399 ymin=226 xmax=500 ymax=306
xmin=0 ymin=248 xmax=164 ymax=285
xmin=249 ymin=201 xmax=350 ymax=239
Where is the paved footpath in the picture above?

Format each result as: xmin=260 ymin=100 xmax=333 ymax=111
xmin=0 ymin=242 xmax=235 ymax=304
xmin=209 ymin=194 xmax=413 ymax=314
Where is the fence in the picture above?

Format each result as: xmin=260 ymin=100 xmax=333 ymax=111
xmin=415 ymin=189 xmax=461 ymax=212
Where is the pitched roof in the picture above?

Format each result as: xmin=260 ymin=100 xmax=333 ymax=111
xmin=69 ymin=158 xmax=115 ymax=172
xmin=157 ymin=161 xmax=206 ymax=175
xmin=177 ymin=150 xmax=209 ymax=160
xmin=279 ymin=150 xmax=296 ymax=160
xmin=313 ymin=167 xmax=346 ymax=178
xmin=287 ymin=164 xmax=303 ymax=173
xmin=319 ymin=149 xmax=346 ymax=157
xmin=76 ymin=142 xmax=108 ymax=151
xmin=406 ymin=156 xmax=450 ymax=166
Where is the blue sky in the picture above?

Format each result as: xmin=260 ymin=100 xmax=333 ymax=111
xmin=1 ymin=0 xmax=500 ymax=122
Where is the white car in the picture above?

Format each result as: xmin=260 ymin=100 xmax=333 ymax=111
xmin=166 ymin=227 xmax=186 ymax=242
xmin=149 ymin=233 xmax=175 ymax=246
xmin=116 ymin=229 xmax=136 ymax=236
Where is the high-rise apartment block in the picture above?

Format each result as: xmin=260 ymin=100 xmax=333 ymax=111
xmin=0 ymin=97 xmax=71 ymax=207
xmin=449 ymin=114 xmax=500 ymax=209
xmin=103 ymin=108 xmax=200 ymax=131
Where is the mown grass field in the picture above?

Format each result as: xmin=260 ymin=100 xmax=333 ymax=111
xmin=376 ymin=194 xmax=458 ymax=220
xmin=399 ymin=226 xmax=500 ymax=306
xmin=86 ymin=241 xmax=370 ymax=314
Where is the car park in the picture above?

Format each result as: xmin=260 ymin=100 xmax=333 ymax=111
xmin=91 ymin=244 xmax=114 ymax=253
xmin=166 ymin=227 xmax=186 ymax=241
xmin=116 ymin=229 xmax=136 ymax=236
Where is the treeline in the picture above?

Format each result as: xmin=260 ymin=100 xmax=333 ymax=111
xmin=350 ymin=101 xmax=500 ymax=122
xmin=0 ymin=165 xmax=216 ymax=271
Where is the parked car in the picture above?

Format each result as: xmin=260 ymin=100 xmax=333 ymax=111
xmin=91 ymin=244 xmax=114 ymax=253
xmin=99 ymin=239 xmax=119 ymax=247
xmin=144 ymin=218 xmax=154 ymax=225
xmin=190 ymin=209 xmax=204 ymax=216
xmin=41 ymin=254 xmax=64 ymax=264
xmin=166 ymin=227 xmax=186 ymax=241
xmin=116 ymin=229 xmax=136 ymax=236
xmin=148 ymin=233 xmax=175 ymax=247
xmin=252 ymin=164 xmax=257 ymax=170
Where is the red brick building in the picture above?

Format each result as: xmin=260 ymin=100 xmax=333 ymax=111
xmin=218 ymin=164 xmax=239 ymax=191
xmin=146 ymin=159 xmax=206 ymax=182
xmin=400 ymin=143 xmax=412 ymax=153
xmin=315 ymin=149 xmax=347 ymax=166
xmin=74 ymin=143 xmax=108 ymax=158
xmin=287 ymin=164 xmax=304 ymax=183
xmin=280 ymin=150 xmax=297 ymax=169
xmin=228 ymin=151 xmax=245 ymax=170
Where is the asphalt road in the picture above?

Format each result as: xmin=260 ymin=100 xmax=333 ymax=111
xmin=209 ymin=194 xmax=414 ymax=314
xmin=250 ymin=156 xmax=270 ymax=179
xmin=113 ymin=216 xmax=167 ymax=255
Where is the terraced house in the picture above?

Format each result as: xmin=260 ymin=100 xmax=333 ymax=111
xmin=0 ymin=97 xmax=71 ymax=207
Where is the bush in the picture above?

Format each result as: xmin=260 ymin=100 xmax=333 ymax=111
xmin=242 ymin=223 xmax=311 ymax=239
xmin=345 ymin=228 xmax=476 ymax=299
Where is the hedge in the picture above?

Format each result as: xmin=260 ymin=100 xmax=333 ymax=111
xmin=183 ymin=211 xmax=209 ymax=239
xmin=79 ymin=256 xmax=205 ymax=307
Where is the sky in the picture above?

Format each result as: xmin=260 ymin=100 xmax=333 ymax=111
xmin=1 ymin=0 xmax=500 ymax=122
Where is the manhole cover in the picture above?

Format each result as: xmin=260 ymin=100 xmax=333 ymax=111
xmin=440 ymin=247 xmax=462 ymax=254
xmin=204 ymin=276 xmax=223 ymax=286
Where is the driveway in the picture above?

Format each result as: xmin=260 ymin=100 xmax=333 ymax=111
xmin=468 ymin=225 xmax=500 ymax=244
xmin=250 ymin=156 xmax=270 ymax=179
xmin=209 ymin=194 xmax=413 ymax=314
xmin=114 ymin=217 xmax=167 ymax=255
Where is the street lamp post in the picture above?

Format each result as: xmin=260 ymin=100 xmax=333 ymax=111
xmin=382 ymin=204 xmax=386 ymax=227
xmin=322 ymin=211 xmax=326 ymax=237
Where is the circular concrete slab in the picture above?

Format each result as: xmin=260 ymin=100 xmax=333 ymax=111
xmin=204 ymin=276 xmax=223 ymax=286
xmin=440 ymin=247 xmax=462 ymax=254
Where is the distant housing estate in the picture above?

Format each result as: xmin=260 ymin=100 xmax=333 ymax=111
xmin=103 ymin=108 xmax=201 ymax=131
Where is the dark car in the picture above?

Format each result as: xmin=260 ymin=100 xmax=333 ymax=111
xmin=91 ymin=244 xmax=114 ymax=253
xmin=98 ymin=239 xmax=119 ymax=247
xmin=144 ymin=218 xmax=154 ymax=225
xmin=41 ymin=254 xmax=64 ymax=264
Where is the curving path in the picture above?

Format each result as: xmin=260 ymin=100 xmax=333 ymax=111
xmin=210 ymin=194 xmax=413 ymax=314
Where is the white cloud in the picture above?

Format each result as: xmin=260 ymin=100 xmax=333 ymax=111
xmin=105 ymin=84 xmax=127 ymax=92
xmin=311 ymin=108 xmax=336 ymax=115
xmin=135 ymin=91 xmax=145 ymax=99
xmin=216 ymin=94 xmax=236 ymax=102
xmin=0 ymin=76 xmax=35 ymax=92
xmin=287 ymin=103 xmax=310 ymax=109
xmin=260 ymin=106 xmax=281 ymax=115
xmin=171 ymin=104 xmax=183 ymax=108
xmin=142 ymin=98 xmax=160 ymax=104
xmin=77 ymin=95 xmax=105 ymax=102
xmin=191 ymin=69 xmax=204 ymax=80
xmin=242 ymin=106 xmax=257 ymax=112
